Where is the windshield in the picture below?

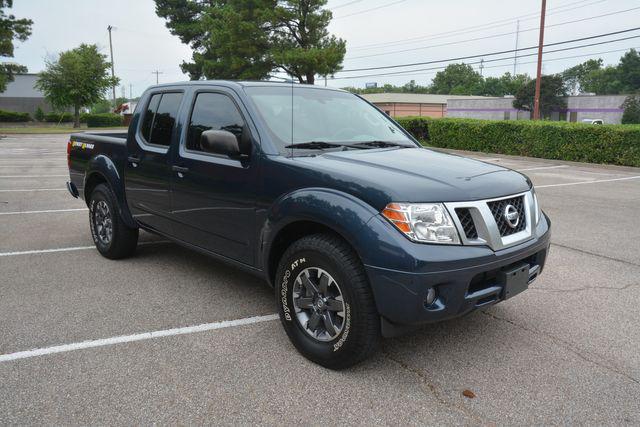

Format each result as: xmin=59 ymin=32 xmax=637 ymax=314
xmin=244 ymin=86 xmax=415 ymax=153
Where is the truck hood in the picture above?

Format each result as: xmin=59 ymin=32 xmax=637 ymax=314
xmin=295 ymin=147 xmax=531 ymax=208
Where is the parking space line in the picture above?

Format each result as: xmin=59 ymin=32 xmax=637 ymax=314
xmin=0 ymin=175 xmax=68 ymax=178
xmin=517 ymin=165 xmax=569 ymax=172
xmin=0 ymin=208 xmax=87 ymax=216
xmin=0 ymin=240 xmax=171 ymax=257
xmin=0 ymin=314 xmax=279 ymax=363
xmin=537 ymin=175 xmax=640 ymax=188
xmin=0 ymin=188 xmax=66 ymax=192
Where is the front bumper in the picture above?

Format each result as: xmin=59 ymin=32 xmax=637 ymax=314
xmin=365 ymin=213 xmax=551 ymax=335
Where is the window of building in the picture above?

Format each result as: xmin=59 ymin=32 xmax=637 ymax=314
xmin=186 ymin=93 xmax=245 ymax=152
xmin=140 ymin=92 xmax=183 ymax=147
xmin=504 ymin=111 xmax=511 ymax=120
xmin=569 ymin=112 xmax=578 ymax=123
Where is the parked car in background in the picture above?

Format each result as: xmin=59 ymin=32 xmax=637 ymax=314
xmin=581 ymin=118 xmax=604 ymax=125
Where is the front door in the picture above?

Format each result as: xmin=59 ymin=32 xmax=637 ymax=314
xmin=170 ymin=90 xmax=258 ymax=265
xmin=124 ymin=91 xmax=183 ymax=233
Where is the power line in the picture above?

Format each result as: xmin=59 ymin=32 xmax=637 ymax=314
xmin=330 ymin=0 xmax=365 ymax=10
xmin=345 ymin=6 xmax=640 ymax=60
xmin=348 ymin=0 xmax=605 ymax=51
xmin=338 ymin=26 xmax=640 ymax=73
xmin=331 ymin=35 xmax=640 ymax=80
xmin=334 ymin=0 xmax=408 ymax=19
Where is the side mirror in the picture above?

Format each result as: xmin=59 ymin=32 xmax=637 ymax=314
xmin=200 ymin=130 xmax=240 ymax=157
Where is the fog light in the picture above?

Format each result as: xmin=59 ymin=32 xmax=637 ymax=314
xmin=425 ymin=287 xmax=437 ymax=307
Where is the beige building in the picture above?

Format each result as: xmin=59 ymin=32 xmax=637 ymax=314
xmin=360 ymin=93 xmax=486 ymax=118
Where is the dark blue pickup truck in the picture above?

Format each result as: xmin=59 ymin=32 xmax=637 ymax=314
xmin=67 ymin=81 xmax=551 ymax=369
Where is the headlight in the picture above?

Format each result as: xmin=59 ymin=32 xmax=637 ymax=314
xmin=382 ymin=203 xmax=461 ymax=244
xmin=532 ymin=188 xmax=541 ymax=225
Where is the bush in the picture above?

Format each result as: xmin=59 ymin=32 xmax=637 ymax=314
xmin=34 ymin=107 xmax=45 ymax=122
xmin=0 ymin=109 xmax=31 ymax=122
xmin=44 ymin=112 xmax=74 ymax=123
xmin=395 ymin=117 xmax=640 ymax=167
xmin=85 ymin=113 xmax=123 ymax=127
xmin=621 ymin=95 xmax=640 ymax=124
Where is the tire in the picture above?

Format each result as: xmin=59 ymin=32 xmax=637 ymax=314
xmin=89 ymin=183 xmax=139 ymax=259
xmin=275 ymin=233 xmax=380 ymax=369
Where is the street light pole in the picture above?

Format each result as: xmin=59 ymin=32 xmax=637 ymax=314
xmin=107 ymin=25 xmax=117 ymax=110
xmin=533 ymin=0 xmax=547 ymax=120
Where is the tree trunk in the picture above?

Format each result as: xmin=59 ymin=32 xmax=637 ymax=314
xmin=73 ymin=105 xmax=80 ymax=129
xmin=305 ymin=72 xmax=315 ymax=85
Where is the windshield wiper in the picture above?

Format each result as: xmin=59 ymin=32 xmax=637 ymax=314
xmin=285 ymin=141 xmax=366 ymax=150
xmin=351 ymin=141 xmax=414 ymax=148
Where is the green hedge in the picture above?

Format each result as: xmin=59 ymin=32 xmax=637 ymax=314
xmin=395 ymin=117 xmax=640 ymax=167
xmin=85 ymin=113 xmax=123 ymax=127
xmin=0 ymin=110 xmax=31 ymax=122
xmin=44 ymin=112 xmax=74 ymax=123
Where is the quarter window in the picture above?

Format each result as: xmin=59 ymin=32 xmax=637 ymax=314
xmin=140 ymin=92 xmax=183 ymax=147
xmin=187 ymin=93 xmax=245 ymax=152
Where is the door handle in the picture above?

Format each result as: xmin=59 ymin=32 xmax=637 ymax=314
xmin=172 ymin=165 xmax=189 ymax=178
xmin=127 ymin=156 xmax=140 ymax=167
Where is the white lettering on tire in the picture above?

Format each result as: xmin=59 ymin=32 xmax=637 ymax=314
xmin=280 ymin=257 xmax=307 ymax=321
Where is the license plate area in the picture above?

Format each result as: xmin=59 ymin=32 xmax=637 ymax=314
xmin=499 ymin=262 xmax=530 ymax=300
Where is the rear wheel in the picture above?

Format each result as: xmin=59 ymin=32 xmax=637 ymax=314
xmin=89 ymin=183 xmax=138 ymax=259
xmin=276 ymin=234 xmax=380 ymax=369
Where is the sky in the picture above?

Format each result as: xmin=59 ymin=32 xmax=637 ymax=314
xmin=7 ymin=0 xmax=640 ymax=96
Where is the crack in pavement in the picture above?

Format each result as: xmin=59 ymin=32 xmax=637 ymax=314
xmin=550 ymin=242 xmax=640 ymax=268
xmin=530 ymin=282 xmax=640 ymax=293
xmin=380 ymin=345 xmax=490 ymax=425
xmin=480 ymin=311 xmax=640 ymax=387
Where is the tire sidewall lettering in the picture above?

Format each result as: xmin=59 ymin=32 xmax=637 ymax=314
xmin=280 ymin=257 xmax=306 ymax=322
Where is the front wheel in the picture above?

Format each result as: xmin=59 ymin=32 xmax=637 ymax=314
xmin=276 ymin=234 xmax=380 ymax=369
xmin=89 ymin=183 xmax=138 ymax=259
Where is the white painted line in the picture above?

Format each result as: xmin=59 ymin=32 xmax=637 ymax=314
xmin=0 ymin=175 xmax=67 ymax=178
xmin=0 ymin=240 xmax=170 ymax=257
xmin=537 ymin=175 xmax=640 ymax=188
xmin=0 ymin=314 xmax=279 ymax=363
xmin=472 ymin=157 xmax=502 ymax=162
xmin=518 ymin=165 xmax=569 ymax=172
xmin=0 ymin=188 xmax=66 ymax=192
xmin=0 ymin=208 xmax=87 ymax=216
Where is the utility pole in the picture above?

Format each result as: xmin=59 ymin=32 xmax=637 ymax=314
xmin=152 ymin=70 xmax=163 ymax=85
xmin=479 ymin=59 xmax=484 ymax=76
xmin=107 ymin=25 xmax=117 ymax=109
xmin=129 ymin=83 xmax=133 ymax=101
xmin=533 ymin=0 xmax=547 ymax=120
xmin=513 ymin=20 xmax=520 ymax=75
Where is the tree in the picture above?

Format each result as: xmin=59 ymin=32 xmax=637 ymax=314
xmin=513 ymin=74 xmax=567 ymax=119
xmin=571 ymin=50 xmax=640 ymax=95
xmin=155 ymin=0 xmax=346 ymax=84
xmin=481 ymin=72 xmax=530 ymax=97
xmin=429 ymin=63 xmax=483 ymax=95
xmin=621 ymin=95 xmax=640 ymax=124
xmin=562 ymin=59 xmax=602 ymax=95
xmin=36 ymin=44 xmax=119 ymax=128
xmin=0 ymin=0 xmax=33 ymax=92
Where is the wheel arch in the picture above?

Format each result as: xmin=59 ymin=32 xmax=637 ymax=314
xmin=261 ymin=188 xmax=379 ymax=287
xmin=84 ymin=156 xmax=136 ymax=228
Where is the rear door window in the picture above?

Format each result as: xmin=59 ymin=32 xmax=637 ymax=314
xmin=140 ymin=92 xmax=183 ymax=147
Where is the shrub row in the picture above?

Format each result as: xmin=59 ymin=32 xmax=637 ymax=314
xmin=85 ymin=113 xmax=123 ymax=127
xmin=395 ymin=117 xmax=640 ymax=167
xmin=44 ymin=112 xmax=74 ymax=123
xmin=0 ymin=109 xmax=31 ymax=122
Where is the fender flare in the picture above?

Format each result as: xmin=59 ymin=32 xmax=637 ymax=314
xmin=84 ymin=155 xmax=137 ymax=228
xmin=260 ymin=187 xmax=380 ymax=280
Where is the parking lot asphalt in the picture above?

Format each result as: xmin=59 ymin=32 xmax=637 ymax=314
xmin=0 ymin=134 xmax=639 ymax=425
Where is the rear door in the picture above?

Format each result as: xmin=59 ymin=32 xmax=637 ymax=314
xmin=124 ymin=91 xmax=183 ymax=233
xmin=169 ymin=89 xmax=258 ymax=265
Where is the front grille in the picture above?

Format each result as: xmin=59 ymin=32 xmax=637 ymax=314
xmin=487 ymin=195 xmax=526 ymax=236
xmin=455 ymin=208 xmax=478 ymax=239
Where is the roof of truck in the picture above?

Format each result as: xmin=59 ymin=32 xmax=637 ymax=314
xmin=146 ymin=80 xmax=346 ymax=92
